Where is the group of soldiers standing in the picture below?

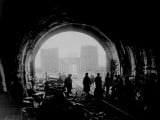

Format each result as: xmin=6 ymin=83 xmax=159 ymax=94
xmin=56 ymin=71 xmax=160 ymax=119
xmin=63 ymin=72 xmax=114 ymax=99
xmin=83 ymin=72 xmax=103 ymax=99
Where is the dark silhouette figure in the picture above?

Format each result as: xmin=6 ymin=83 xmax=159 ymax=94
xmin=111 ymin=74 xmax=117 ymax=99
xmin=83 ymin=73 xmax=91 ymax=96
xmin=104 ymin=72 xmax=112 ymax=96
xmin=94 ymin=73 xmax=103 ymax=99
xmin=64 ymin=74 xmax=72 ymax=97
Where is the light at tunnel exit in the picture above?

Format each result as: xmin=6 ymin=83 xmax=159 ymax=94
xmin=35 ymin=31 xmax=107 ymax=89
xmin=35 ymin=31 xmax=106 ymax=68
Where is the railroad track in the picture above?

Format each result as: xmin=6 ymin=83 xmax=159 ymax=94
xmin=99 ymin=99 xmax=136 ymax=120
xmin=68 ymin=95 xmax=136 ymax=120
xmin=44 ymin=82 xmax=137 ymax=120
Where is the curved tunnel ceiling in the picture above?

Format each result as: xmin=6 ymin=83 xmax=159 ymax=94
xmin=4 ymin=6 xmax=156 ymax=89
xmin=18 ymin=21 xmax=158 ymax=86
xmin=0 ymin=2 xmax=159 ymax=119
xmin=22 ymin=23 xmax=120 ymax=81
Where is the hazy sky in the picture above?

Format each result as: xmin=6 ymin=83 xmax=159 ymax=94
xmin=35 ymin=31 xmax=106 ymax=68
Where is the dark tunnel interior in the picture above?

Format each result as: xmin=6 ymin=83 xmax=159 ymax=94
xmin=0 ymin=0 xmax=159 ymax=120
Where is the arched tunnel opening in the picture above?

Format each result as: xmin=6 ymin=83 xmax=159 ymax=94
xmin=0 ymin=1 xmax=160 ymax=120
xmin=10 ymin=22 xmax=159 ymax=120
xmin=23 ymin=23 xmax=121 ymax=95
xmin=34 ymin=30 xmax=108 ymax=91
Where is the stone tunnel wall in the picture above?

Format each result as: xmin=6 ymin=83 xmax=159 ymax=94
xmin=0 ymin=0 xmax=159 ymax=102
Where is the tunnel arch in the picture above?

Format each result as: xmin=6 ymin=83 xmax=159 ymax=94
xmin=18 ymin=22 xmax=121 ymax=89
xmin=16 ymin=14 xmax=159 ymax=92
xmin=17 ymin=22 xmax=159 ymax=93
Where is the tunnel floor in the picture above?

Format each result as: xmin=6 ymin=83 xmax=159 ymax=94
xmin=0 ymin=90 xmax=154 ymax=120
xmin=1 ymin=77 xmax=155 ymax=120
xmin=4 ymin=78 xmax=139 ymax=120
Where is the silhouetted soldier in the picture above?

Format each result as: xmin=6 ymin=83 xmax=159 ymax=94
xmin=94 ymin=73 xmax=103 ymax=99
xmin=64 ymin=74 xmax=72 ymax=97
xmin=111 ymin=74 xmax=117 ymax=99
xmin=83 ymin=73 xmax=91 ymax=96
xmin=104 ymin=72 xmax=112 ymax=96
